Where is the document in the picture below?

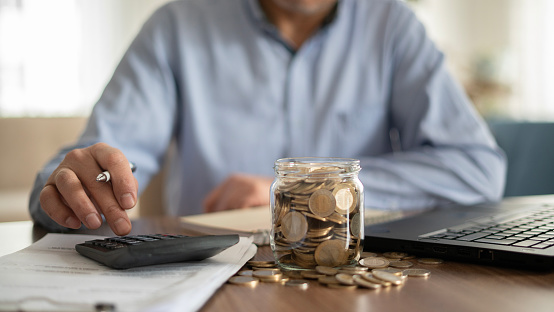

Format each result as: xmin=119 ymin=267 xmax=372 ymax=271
xmin=0 ymin=233 xmax=256 ymax=312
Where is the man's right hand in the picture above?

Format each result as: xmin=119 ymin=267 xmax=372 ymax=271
xmin=39 ymin=143 xmax=138 ymax=235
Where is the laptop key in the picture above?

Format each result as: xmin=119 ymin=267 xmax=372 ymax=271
xmin=513 ymin=240 xmax=540 ymax=247
xmin=456 ymin=232 xmax=491 ymax=241
xmin=474 ymin=238 xmax=520 ymax=245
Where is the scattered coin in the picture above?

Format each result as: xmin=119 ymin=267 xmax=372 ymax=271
xmin=315 ymin=266 xmax=339 ymax=275
xmin=359 ymin=257 xmax=390 ymax=269
xmin=403 ymin=269 xmax=431 ymax=277
xmin=353 ymin=275 xmax=381 ymax=289
xmin=389 ymin=260 xmax=414 ymax=268
xmin=418 ymin=258 xmax=444 ymax=265
xmin=318 ymin=275 xmax=340 ymax=285
xmin=361 ymin=273 xmax=392 ymax=287
xmin=228 ymin=276 xmax=259 ymax=287
xmin=327 ymin=283 xmax=357 ymax=290
xmin=361 ymin=252 xmax=378 ymax=258
xmin=383 ymin=252 xmax=409 ymax=259
xmin=285 ymin=279 xmax=310 ymax=290
xmin=335 ymin=273 xmax=357 ymax=286
xmin=372 ymin=270 xmax=404 ymax=286
xmin=237 ymin=270 xmax=253 ymax=276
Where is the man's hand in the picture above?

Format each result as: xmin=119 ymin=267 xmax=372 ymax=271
xmin=203 ymin=174 xmax=273 ymax=213
xmin=39 ymin=143 xmax=138 ymax=235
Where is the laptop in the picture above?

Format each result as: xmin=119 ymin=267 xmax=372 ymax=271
xmin=364 ymin=200 xmax=554 ymax=270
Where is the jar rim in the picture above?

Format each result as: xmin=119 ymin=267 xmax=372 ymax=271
xmin=274 ymin=157 xmax=361 ymax=176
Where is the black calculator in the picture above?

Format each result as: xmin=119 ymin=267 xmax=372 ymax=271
xmin=75 ymin=234 xmax=240 ymax=269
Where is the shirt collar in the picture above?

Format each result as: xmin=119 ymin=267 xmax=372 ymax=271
xmin=245 ymin=0 xmax=341 ymax=29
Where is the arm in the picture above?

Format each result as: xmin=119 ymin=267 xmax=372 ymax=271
xmin=29 ymin=5 xmax=180 ymax=233
xmin=361 ymin=3 xmax=506 ymax=210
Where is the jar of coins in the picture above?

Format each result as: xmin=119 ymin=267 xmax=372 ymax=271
xmin=270 ymin=157 xmax=364 ymax=270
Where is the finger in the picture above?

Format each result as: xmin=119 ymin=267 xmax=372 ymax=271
xmin=39 ymin=184 xmax=82 ymax=229
xmin=63 ymin=144 xmax=132 ymax=235
xmin=52 ymin=167 xmax=103 ymax=229
xmin=91 ymin=143 xmax=138 ymax=210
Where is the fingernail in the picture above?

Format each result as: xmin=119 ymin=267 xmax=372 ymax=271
xmin=85 ymin=213 xmax=102 ymax=229
xmin=114 ymin=218 xmax=130 ymax=235
xmin=120 ymin=193 xmax=136 ymax=209
xmin=65 ymin=216 xmax=81 ymax=228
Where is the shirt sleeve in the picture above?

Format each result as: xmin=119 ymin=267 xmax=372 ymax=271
xmin=28 ymin=5 xmax=180 ymax=230
xmin=360 ymin=2 xmax=507 ymax=210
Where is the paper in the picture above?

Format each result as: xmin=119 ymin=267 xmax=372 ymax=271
xmin=0 ymin=233 xmax=256 ymax=312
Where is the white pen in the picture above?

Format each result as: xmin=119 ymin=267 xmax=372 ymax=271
xmin=96 ymin=162 xmax=136 ymax=183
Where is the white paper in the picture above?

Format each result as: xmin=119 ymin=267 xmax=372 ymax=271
xmin=0 ymin=233 xmax=256 ymax=312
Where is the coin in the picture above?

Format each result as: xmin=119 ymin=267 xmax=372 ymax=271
xmin=314 ymin=240 xmax=349 ymax=267
xmin=248 ymin=260 xmax=276 ymax=267
xmin=418 ymin=258 xmax=444 ymax=265
xmin=315 ymin=266 xmax=339 ymax=275
xmin=238 ymin=270 xmax=253 ymax=276
xmin=318 ymin=275 xmax=340 ymax=285
xmin=253 ymin=270 xmax=283 ymax=282
xmin=360 ymin=273 xmax=392 ymax=287
xmin=281 ymin=211 xmax=308 ymax=242
xmin=285 ymin=279 xmax=310 ymax=289
xmin=335 ymin=273 xmax=357 ymax=286
xmin=389 ymin=260 xmax=414 ymax=268
xmin=383 ymin=252 xmax=409 ymax=259
xmin=350 ymin=213 xmax=361 ymax=238
xmin=372 ymin=270 xmax=404 ymax=286
xmin=327 ymin=283 xmax=357 ymax=290
xmin=228 ymin=276 xmax=259 ymax=287
xmin=333 ymin=184 xmax=356 ymax=214
xmin=352 ymin=274 xmax=381 ymax=289
xmin=403 ymin=269 xmax=431 ymax=277
xmin=372 ymin=268 xmax=403 ymax=276
xmin=361 ymin=252 xmax=378 ymax=258
xmin=309 ymin=189 xmax=336 ymax=218
xmin=359 ymin=257 xmax=390 ymax=269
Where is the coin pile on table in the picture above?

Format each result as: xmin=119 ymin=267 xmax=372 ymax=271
xmin=228 ymin=253 xmax=442 ymax=290
xmin=272 ymin=168 xmax=363 ymax=269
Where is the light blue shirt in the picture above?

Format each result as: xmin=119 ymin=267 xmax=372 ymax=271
xmin=30 ymin=0 xmax=506 ymax=230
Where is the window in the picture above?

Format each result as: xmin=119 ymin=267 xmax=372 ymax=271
xmin=0 ymin=0 xmax=169 ymax=117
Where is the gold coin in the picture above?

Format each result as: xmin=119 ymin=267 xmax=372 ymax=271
xmin=285 ymin=279 xmax=310 ymax=290
xmin=247 ymin=260 xmax=276 ymax=267
xmin=352 ymin=275 xmax=381 ymax=289
xmin=238 ymin=270 xmax=253 ymax=276
xmin=360 ymin=273 xmax=391 ymax=287
xmin=281 ymin=211 xmax=308 ymax=242
xmin=350 ymin=213 xmax=361 ymax=238
xmin=403 ymin=268 xmax=431 ymax=277
xmin=327 ymin=283 xmax=357 ymax=290
xmin=372 ymin=268 xmax=403 ymax=276
xmin=418 ymin=258 xmax=444 ymax=265
xmin=383 ymin=252 xmax=409 ymax=259
xmin=309 ymin=189 xmax=336 ymax=218
xmin=318 ymin=275 xmax=340 ymax=285
xmin=361 ymin=252 xmax=378 ymax=258
xmin=333 ymin=184 xmax=357 ymax=214
xmin=315 ymin=266 xmax=339 ymax=275
xmin=359 ymin=257 xmax=390 ymax=269
xmin=372 ymin=270 xmax=404 ymax=286
xmin=389 ymin=260 xmax=414 ymax=268
xmin=314 ymin=240 xmax=349 ymax=267
xmin=335 ymin=273 xmax=357 ymax=286
xmin=253 ymin=270 xmax=283 ymax=282
xmin=228 ymin=276 xmax=259 ymax=287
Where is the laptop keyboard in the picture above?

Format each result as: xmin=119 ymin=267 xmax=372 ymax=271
xmin=423 ymin=205 xmax=554 ymax=249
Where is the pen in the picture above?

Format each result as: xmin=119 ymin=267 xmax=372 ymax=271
xmin=96 ymin=162 xmax=136 ymax=183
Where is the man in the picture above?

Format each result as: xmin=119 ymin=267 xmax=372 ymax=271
xmin=29 ymin=0 xmax=506 ymax=236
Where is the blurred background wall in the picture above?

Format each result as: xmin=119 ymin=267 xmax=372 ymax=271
xmin=0 ymin=0 xmax=553 ymax=221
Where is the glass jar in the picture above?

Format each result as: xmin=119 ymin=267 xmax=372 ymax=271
xmin=270 ymin=157 xmax=364 ymax=270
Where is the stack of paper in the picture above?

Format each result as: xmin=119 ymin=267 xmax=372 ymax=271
xmin=0 ymin=234 xmax=256 ymax=312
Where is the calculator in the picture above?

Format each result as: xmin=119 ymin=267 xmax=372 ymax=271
xmin=75 ymin=234 xmax=240 ymax=269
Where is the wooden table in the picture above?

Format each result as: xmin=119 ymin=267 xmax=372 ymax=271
xmin=2 ymin=218 xmax=554 ymax=312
